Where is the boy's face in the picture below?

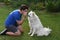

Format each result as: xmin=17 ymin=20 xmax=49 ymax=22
xmin=21 ymin=9 xmax=28 ymax=16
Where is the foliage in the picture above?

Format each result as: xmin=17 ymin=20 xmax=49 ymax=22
xmin=0 ymin=0 xmax=60 ymax=12
xmin=46 ymin=0 xmax=60 ymax=12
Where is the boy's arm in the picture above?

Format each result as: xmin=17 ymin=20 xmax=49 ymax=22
xmin=16 ymin=15 xmax=26 ymax=25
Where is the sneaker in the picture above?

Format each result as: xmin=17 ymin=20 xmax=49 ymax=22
xmin=0 ymin=29 xmax=7 ymax=35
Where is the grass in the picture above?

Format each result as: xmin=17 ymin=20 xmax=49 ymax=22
xmin=0 ymin=6 xmax=60 ymax=40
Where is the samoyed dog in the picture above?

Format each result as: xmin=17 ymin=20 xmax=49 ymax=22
xmin=28 ymin=11 xmax=52 ymax=36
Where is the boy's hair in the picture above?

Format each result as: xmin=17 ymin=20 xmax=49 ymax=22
xmin=19 ymin=4 xmax=28 ymax=10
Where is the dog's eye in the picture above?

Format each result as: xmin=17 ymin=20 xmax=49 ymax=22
xmin=29 ymin=14 xmax=31 ymax=15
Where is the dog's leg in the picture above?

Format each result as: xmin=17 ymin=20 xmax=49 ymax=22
xmin=28 ymin=27 xmax=32 ymax=35
xmin=30 ymin=28 xmax=35 ymax=36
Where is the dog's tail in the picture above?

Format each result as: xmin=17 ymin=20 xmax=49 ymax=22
xmin=43 ymin=27 xmax=52 ymax=36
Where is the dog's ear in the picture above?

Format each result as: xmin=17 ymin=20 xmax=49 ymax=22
xmin=30 ymin=10 xmax=33 ymax=12
xmin=32 ymin=13 xmax=35 ymax=16
xmin=33 ymin=12 xmax=36 ymax=15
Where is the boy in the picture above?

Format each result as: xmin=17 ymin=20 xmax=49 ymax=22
xmin=0 ymin=5 xmax=28 ymax=36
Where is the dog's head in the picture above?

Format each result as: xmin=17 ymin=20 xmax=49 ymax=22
xmin=28 ymin=11 xmax=35 ymax=17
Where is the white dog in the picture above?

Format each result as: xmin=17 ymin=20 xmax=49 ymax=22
xmin=28 ymin=11 xmax=52 ymax=36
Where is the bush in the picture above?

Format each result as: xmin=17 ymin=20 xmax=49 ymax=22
xmin=30 ymin=3 xmax=45 ymax=10
xmin=0 ymin=0 xmax=4 ymax=2
xmin=36 ymin=3 xmax=45 ymax=10
xmin=4 ymin=0 xmax=28 ymax=8
xmin=4 ymin=0 xmax=10 ymax=5
xmin=56 ymin=1 xmax=60 ymax=11
xmin=46 ymin=0 xmax=60 ymax=12
xmin=30 ymin=3 xmax=36 ymax=10
xmin=3 ymin=0 xmax=45 ymax=9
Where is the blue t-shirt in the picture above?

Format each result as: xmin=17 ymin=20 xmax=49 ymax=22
xmin=5 ymin=9 xmax=22 ymax=27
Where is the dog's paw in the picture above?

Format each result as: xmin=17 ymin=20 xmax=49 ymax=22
xmin=30 ymin=34 xmax=33 ymax=36
xmin=28 ymin=32 xmax=31 ymax=35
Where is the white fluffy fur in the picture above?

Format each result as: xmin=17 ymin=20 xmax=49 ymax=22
xmin=28 ymin=11 xmax=52 ymax=36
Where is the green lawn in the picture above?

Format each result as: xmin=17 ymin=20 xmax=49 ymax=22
xmin=0 ymin=6 xmax=60 ymax=40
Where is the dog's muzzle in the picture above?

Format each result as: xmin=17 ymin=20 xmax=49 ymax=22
xmin=27 ymin=15 xmax=30 ymax=17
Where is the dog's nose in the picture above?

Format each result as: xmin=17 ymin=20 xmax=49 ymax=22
xmin=27 ymin=15 xmax=30 ymax=17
